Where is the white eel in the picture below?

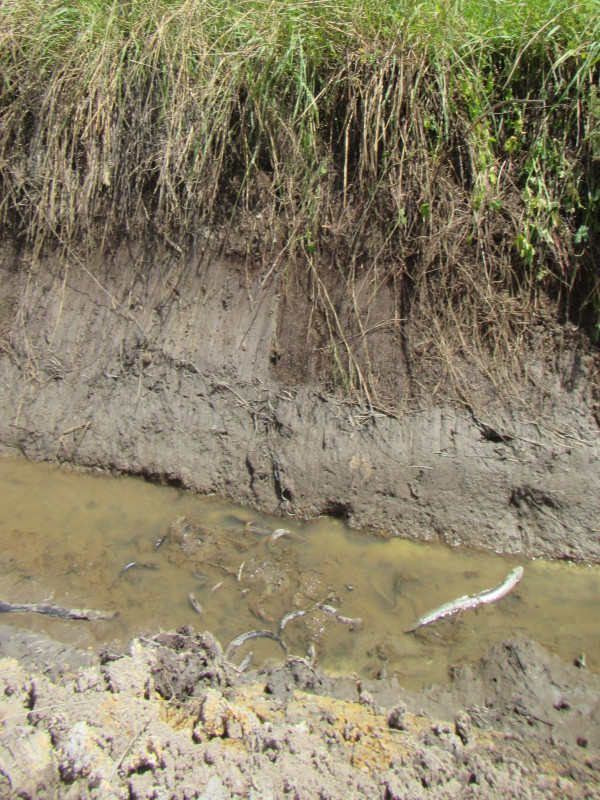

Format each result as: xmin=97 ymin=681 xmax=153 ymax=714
xmin=404 ymin=565 xmax=524 ymax=633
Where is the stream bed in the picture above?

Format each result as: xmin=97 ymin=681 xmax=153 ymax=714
xmin=0 ymin=455 xmax=598 ymax=689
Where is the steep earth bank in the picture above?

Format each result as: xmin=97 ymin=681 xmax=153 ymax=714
xmin=0 ymin=236 xmax=599 ymax=561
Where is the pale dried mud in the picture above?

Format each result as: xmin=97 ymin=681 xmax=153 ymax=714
xmin=1 ymin=625 xmax=599 ymax=799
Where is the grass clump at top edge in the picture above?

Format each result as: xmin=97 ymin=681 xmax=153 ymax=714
xmin=0 ymin=0 xmax=598 ymax=405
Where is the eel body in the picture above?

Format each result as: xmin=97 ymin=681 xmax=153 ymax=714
xmin=405 ymin=565 xmax=524 ymax=633
xmin=224 ymin=629 xmax=288 ymax=661
xmin=0 ymin=600 xmax=117 ymax=621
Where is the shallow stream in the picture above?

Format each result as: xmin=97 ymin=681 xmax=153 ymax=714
xmin=0 ymin=456 xmax=598 ymax=689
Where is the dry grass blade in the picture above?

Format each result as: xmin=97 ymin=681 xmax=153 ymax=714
xmin=0 ymin=0 xmax=598 ymax=409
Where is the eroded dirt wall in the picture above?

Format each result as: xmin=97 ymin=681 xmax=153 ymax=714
xmin=0 ymin=239 xmax=599 ymax=561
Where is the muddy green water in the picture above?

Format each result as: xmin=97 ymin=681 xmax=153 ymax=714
xmin=0 ymin=456 xmax=598 ymax=689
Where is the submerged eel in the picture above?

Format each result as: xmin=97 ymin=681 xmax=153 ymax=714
xmin=224 ymin=629 xmax=288 ymax=661
xmin=404 ymin=565 xmax=524 ymax=633
xmin=0 ymin=600 xmax=117 ymax=621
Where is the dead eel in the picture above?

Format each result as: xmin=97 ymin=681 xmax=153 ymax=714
xmin=224 ymin=629 xmax=288 ymax=661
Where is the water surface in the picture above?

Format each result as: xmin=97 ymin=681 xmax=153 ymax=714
xmin=0 ymin=456 xmax=597 ymax=689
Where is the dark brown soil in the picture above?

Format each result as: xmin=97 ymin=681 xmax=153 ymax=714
xmin=1 ymin=234 xmax=600 ymax=798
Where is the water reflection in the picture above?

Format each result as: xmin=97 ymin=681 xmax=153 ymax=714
xmin=0 ymin=456 xmax=597 ymax=689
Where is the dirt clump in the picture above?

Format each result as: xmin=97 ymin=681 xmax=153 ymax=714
xmin=0 ymin=624 xmax=598 ymax=799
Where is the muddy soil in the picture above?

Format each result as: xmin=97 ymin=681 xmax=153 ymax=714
xmin=1 ymin=624 xmax=599 ymax=799
xmin=1 ymin=236 xmax=600 ymax=797
xmin=0 ymin=238 xmax=599 ymax=561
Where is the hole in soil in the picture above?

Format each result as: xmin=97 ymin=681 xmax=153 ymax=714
xmin=554 ymin=699 xmax=571 ymax=711
xmin=321 ymin=500 xmax=352 ymax=519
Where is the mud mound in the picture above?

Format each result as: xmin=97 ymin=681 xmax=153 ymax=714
xmin=408 ymin=637 xmax=600 ymax=753
xmin=0 ymin=626 xmax=598 ymax=799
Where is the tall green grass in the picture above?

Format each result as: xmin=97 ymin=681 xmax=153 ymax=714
xmin=1 ymin=0 xmax=598 ymax=401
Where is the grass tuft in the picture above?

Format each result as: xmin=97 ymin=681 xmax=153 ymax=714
xmin=0 ymin=0 xmax=599 ymax=405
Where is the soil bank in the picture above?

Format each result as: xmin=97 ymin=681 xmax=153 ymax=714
xmin=0 ymin=237 xmax=599 ymax=562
